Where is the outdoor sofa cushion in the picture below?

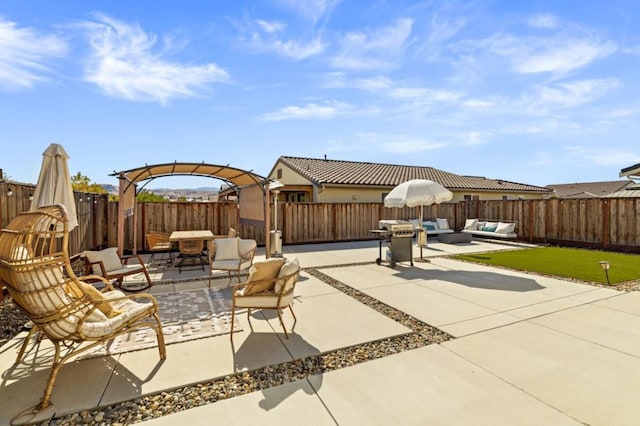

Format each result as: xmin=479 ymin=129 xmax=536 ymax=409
xmin=213 ymin=238 xmax=240 ymax=260
xmin=84 ymin=247 xmax=123 ymax=274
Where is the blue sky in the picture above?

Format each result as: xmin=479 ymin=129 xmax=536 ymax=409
xmin=2 ymin=0 xmax=639 ymax=190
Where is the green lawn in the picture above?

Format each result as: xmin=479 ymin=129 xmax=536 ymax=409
xmin=453 ymin=247 xmax=640 ymax=285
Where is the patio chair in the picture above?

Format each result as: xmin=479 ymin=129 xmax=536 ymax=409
xmin=145 ymin=231 xmax=175 ymax=267
xmin=0 ymin=205 xmax=166 ymax=413
xmin=82 ymin=247 xmax=153 ymax=292
xmin=176 ymin=238 xmax=206 ymax=273
xmin=210 ymin=237 xmax=257 ymax=285
xmin=230 ymin=257 xmax=300 ymax=339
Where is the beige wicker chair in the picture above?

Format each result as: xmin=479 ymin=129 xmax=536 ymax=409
xmin=231 ymin=257 xmax=300 ymax=339
xmin=210 ymin=237 xmax=257 ymax=285
xmin=0 ymin=205 xmax=166 ymax=413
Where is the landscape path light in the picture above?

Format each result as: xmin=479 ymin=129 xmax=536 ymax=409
xmin=599 ymin=261 xmax=611 ymax=285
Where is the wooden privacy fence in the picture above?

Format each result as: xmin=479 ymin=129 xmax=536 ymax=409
xmin=0 ymin=182 xmax=110 ymax=255
xmin=1 ymin=182 xmax=639 ymax=254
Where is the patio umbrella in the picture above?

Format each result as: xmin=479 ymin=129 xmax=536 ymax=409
xmin=30 ymin=143 xmax=78 ymax=231
xmin=384 ymin=179 xmax=453 ymax=255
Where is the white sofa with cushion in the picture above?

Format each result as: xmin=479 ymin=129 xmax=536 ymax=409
xmin=417 ymin=218 xmax=455 ymax=236
xmin=461 ymin=218 xmax=517 ymax=239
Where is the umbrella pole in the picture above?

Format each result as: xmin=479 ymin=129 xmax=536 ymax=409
xmin=419 ymin=206 xmax=424 ymax=259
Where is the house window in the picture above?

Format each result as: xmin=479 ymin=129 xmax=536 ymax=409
xmin=502 ymin=195 xmax=508 ymax=201
xmin=464 ymin=194 xmax=480 ymax=201
xmin=287 ymin=192 xmax=306 ymax=202
xmin=277 ymin=168 xmax=282 ymax=179
xmin=381 ymin=192 xmax=388 ymax=202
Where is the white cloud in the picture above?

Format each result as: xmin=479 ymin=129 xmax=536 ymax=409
xmin=389 ymin=86 xmax=462 ymax=103
xmin=260 ymin=100 xmax=351 ymax=121
xmin=331 ymin=18 xmax=413 ymax=70
xmin=381 ymin=136 xmax=445 ymax=153
xmin=528 ymin=14 xmax=559 ymax=29
xmin=514 ymin=38 xmax=617 ymax=76
xmin=565 ymin=145 xmax=639 ymax=167
xmin=0 ymin=20 xmax=68 ymax=91
xmin=255 ymin=19 xmax=286 ymax=34
xmin=276 ymin=0 xmax=344 ymax=24
xmin=420 ymin=14 xmax=472 ymax=60
xmin=82 ymin=15 xmax=228 ymax=104
xmin=529 ymin=152 xmax=555 ymax=166
xmin=462 ymin=99 xmax=494 ymax=109
xmin=242 ymin=19 xmax=326 ymax=60
xmin=528 ymin=78 xmax=620 ymax=110
xmin=457 ymin=31 xmax=617 ymax=78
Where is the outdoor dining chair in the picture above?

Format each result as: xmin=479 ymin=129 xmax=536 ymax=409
xmin=0 ymin=205 xmax=166 ymax=415
xmin=145 ymin=231 xmax=175 ymax=267
xmin=176 ymin=238 xmax=206 ymax=273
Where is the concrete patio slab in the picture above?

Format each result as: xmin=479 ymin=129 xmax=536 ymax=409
xmin=144 ymin=379 xmax=335 ymax=426
xmin=309 ymin=344 xmax=580 ymax=425
xmin=1 ymin=240 xmax=638 ymax=425
xmin=275 ymin=289 xmax=411 ymax=358
xmin=444 ymin=320 xmax=640 ymax=425
xmin=530 ymin=294 xmax=640 ymax=357
xmin=592 ymin=290 xmax=640 ymax=315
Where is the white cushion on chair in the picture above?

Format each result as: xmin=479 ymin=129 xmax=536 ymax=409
xmin=214 ymin=238 xmax=240 ymax=260
xmin=275 ymin=257 xmax=300 ymax=293
xmin=84 ymin=248 xmax=122 ymax=274
xmin=233 ymin=291 xmax=294 ymax=308
xmin=211 ymin=259 xmax=241 ymax=270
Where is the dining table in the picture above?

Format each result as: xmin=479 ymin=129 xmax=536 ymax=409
xmin=169 ymin=230 xmax=216 ymax=285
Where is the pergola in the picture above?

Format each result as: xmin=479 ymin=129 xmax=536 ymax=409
xmin=110 ymin=162 xmax=274 ymax=257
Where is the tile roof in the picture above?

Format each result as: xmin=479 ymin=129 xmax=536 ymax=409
xmin=545 ymin=180 xmax=634 ymax=198
xmin=277 ymin=156 xmax=551 ymax=193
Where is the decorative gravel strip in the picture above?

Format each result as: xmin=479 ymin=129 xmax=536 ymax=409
xmin=43 ymin=264 xmax=452 ymax=425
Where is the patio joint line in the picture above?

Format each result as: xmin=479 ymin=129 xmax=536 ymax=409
xmin=47 ymin=265 xmax=454 ymax=425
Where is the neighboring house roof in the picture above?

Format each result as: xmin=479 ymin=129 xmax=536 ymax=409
xmin=546 ymin=180 xmax=635 ymax=198
xmin=620 ymin=162 xmax=640 ymax=178
xmin=275 ymin=156 xmax=551 ymax=193
xmin=605 ymin=183 xmax=640 ymax=198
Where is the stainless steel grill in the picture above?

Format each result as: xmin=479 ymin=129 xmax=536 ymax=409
xmin=371 ymin=220 xmax=415 ymax=268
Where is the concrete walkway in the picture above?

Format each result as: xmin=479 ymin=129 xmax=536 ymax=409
xmin=1 ymin=239 xmax=639 ymax=425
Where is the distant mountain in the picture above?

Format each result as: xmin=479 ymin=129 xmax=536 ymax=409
xmin=100 ymin=184 xmax=218 ymax=201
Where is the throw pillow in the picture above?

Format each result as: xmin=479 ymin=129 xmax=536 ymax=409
xmin=275 ymin=257 xmax=300 ymax=294
xmin=243 ymin=258 xmax=286 ymax=295
xmin=476 ymin=221 xmax=486 ymax=230
xmin=214 ymin=238 xmax=240 ymax=261
xmin=423 ymin=220 xmax=438 ymax=231
xmin=464 ymin=219 xmax=478 ymax=230
xmin=66 ymin=280 xmax=122 ymax=318
xmin=481 ymin=225 xmax=498 ymax=232
xmin=495 ymin=222 xmax=516 ymax=234
xmin=436 ymin=218 xmax=450 ymax=230
xmin=84 ymin=248 xmax=122 ymax=275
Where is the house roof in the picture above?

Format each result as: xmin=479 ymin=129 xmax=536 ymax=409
xmin=276 ymin=156 xmax=551 ymax=193
xmin=620 ymin=162 xmax=640 ymax=178
xmin=605 ymin=183 xmax=640 ymax=198
xmin=545 ymin=180 xmax=634 ymax=198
